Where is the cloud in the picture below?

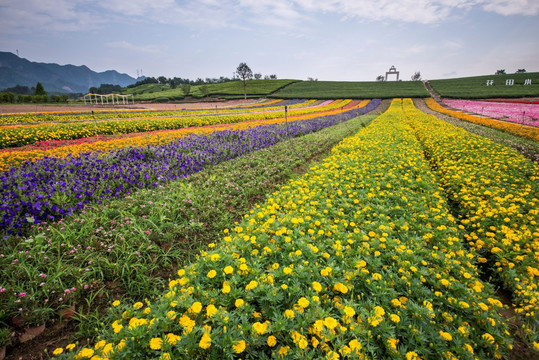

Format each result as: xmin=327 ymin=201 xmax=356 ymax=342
xmin=106 ymin=41 xmax=162 ymax=54
xmin=1 ymin=0 xmax=537 ymax=37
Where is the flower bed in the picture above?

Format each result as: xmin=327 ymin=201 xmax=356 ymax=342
xmin=424 ymin=98 xmax=539 ymax=141
xmin=58 ymin=99 xmax=512 ymax=359
xmin=402 ymin=98 xmax=539 ymax=344
xmin=0 ymin=100 xmax=369 ymax=172
xmin=0 ymin=99 xmax=349 ymax=149
xmin=442 ymin=99 xmax=539 ymax=127
xmin=1 ymin=100 xmax=379 ymax=235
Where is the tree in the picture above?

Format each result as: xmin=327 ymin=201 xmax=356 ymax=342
xmin=158 ymin=76 xmax=168 ymax=84
xmin=181 ymin=83 xmax=191 ymax=97
xmin=376 ymin=75 xmax=385 ymax=82
xmin=411 ymin=71 xmax=421 ymax=81
xmin=235 ymin=62 xmax=253 ymax=100
xmin=34 ymin=82 xmax=47 ymax=96
xmin=516 ymin=69 xmax=527 ymax=73
xmin=200 ymin=85 xmax=210 ymax=97
xmin=269 ymin=74 xmax=277 ymax=79
xmin=254 ymin=73 xmax=262 ymax=80
xmin=495 ymin=69 xmax=506 ymax=75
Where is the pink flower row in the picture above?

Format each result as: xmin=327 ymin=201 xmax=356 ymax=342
xmin=443 ymin=99 xmax=539 ymax=128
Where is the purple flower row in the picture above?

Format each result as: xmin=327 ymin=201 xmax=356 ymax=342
xmin=1 ymin=99 xmax=380 ymax=235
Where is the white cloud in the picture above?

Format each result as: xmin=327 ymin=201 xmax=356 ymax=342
xmin=106 ymin=41 xmax=162 ymax=54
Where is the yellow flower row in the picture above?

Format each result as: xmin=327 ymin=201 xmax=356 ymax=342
xmin=402 ymin=98 xmax=539 ymax=344
xmin=424 ymin=98 xmax=539 ymax=141
xmin=62 ymin=99 xmax=511 ymax=359
xmin=0 ymin=100 xmax=368 ymax=172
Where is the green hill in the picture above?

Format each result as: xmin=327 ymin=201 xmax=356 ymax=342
xmin=271 ymin=80 xmax=429 ymax=99
xmin=123 ymin=79 xmax=298 ymax=101
xmin=428 ymin=72 xmax=539 ymax=98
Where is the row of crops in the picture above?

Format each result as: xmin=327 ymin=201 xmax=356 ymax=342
xmin=40 ymin=99 xmax=536 ymax=359
xmin=1 ymin=96 xmax=538 ymax=359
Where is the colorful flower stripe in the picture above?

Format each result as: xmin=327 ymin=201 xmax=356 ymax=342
xmin=62 ymin=99 xmax=512 ymax=360
xmin=0 ymin=99 xmax=316 ymax=126
xmin=402 ymin=98 xmax=539 ymax=343
xmin=443 ymin=98 xmax=539 ymax=127
xmin=0 ymin=100 xmax=368 ymax=172
xmin=425 ymin=98 xmax=539 ymax=141
xmin=1 ymin=100 xmax=379 ymax=234
xmin=0 ymin=100 xmax=350 ymax=149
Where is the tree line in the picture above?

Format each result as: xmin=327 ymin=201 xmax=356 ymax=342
xmin=0 ymin=82 xmax=71 ymax=104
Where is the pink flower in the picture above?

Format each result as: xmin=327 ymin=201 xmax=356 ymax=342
xmin=18 ymin=292 xmax=26 ymax=297
xmin=84 ymin=285 xmax=89 ymax=290
xmin=39 ymin=273 xmax=47 ymax=278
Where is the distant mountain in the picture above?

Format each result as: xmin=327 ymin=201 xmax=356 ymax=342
xmin=0 ymin=51 xmax=141 ymax=94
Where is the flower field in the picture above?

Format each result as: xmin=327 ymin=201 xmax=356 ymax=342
xmin=442 ymin=98 xmax=539 ymax=127
xmin=0 ymin=100 xmax=376 ymax=236
xmin=402 ymin=99 xmax=539 ymax=344
xmin=425 ymin=98 xmax=539 ymax=141
xmin=2 ymin=96 xmax=539 ymax=359
xmin=52 ymin=99 xmax=529 ymax=359
xmin=0 ymin=99 xmax=353 ymax=149
xmin=0 ymin=100 xmax=369 ymax=172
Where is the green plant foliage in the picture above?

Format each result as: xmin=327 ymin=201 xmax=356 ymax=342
xmin=272 ymin=81 xmax=430 ymax=99
xmin=428 ymin=72 xmax=539 ymax=98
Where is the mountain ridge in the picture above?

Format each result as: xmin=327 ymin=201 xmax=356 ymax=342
xmin=0 ymin=51 xmax=140 ymax=93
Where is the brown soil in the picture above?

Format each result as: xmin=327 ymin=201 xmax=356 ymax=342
xmin=0 ymin=99 xmax=256 ymax=114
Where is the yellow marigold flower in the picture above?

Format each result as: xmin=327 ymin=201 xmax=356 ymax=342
xmin=239 ymin=264 xmax=248 ymax=271
xmin=150 ymin=337 xmax=163 ymax=350
xmin=374 ymin=306 xmax=385 ymax=317
xmin=440 ymin=331 xmax=453 ymax=341
xmin=324 ymin=317 xmax=338 ymax=330
xmin=75 ymin=348 xmax=94 ymax=359
xmin=283 ymin=267 xmax=292 ymax=275
xmin=165 ymin=333 xmax=181 ymax=346
xmin=334 ymin=282 xmax=348 ymax=294
xmin=112 ymin=300 xmax=120 ymax=307
xmin=391 ymin=298 xmax=402 ymax=307
xmin=344 ymin=306 xmax=355 ymax=317
xmin=207 ymin=270 xmax=217 ymax=279
xmin=297 ymin=297 xmax=310 ymax=309
xmin=464 ymin=343 xmax=474 ymax=353
xmin=53 ymin=348 xmax=63 ymax=356
xmin=166 ymin=310 xmax=177 ymax=320
xmin=387 ymin=338 xmax=398 ymax=350
xmin=482 ymin=333 xmax=495 ymax=344
xmin=349 ymin=339 xmax=362 ymax=352
xmin=66 ymin=344 xmax=76 ymax=351
xmin=191 ymin=302 xmax=202 ymax=314
xmin=222 ymin=281 xmax=231 ymax=294
xmin=406 ymin=351 xmax=420 ymax=360
xmin=372 ymin=273 xmax=382 ymax=281
xmin=233 ymin=340 xmax=246 ymax=354
xmin=253 ymin=321 xmax=268 ymax=335
xmin=199 ymin=332 xmax=212 ymax=349
xmin=177 ymin=269 xmax=185 ymax=277
xmin=390 ymin=314 xmax=400 ymax=323
xmin=533 ymin=342 xmax=539 ymax=351
xmin=95 ymin=340 xmax=106 ymax=350
xmin=133 ymin=302 xmax=143 ymax=310
xmin=284 ymin=309 xmax=295 ymax=318
xmin=326 ymin=350 xmax=340 ymax=360
xmin=235 ymin=299 xmax=245 ymax=308
xmin=277 ymin=346 xmax=289 ymax=357
xmin=267 ymin=335 xmax=277 ymax=347
xmin=245 ymin=280 xmax=258 ymax=290
xmin=312 ymin=281 xmax=322 ymax=292
xmin=160 ymin=353 xmax=171 ymax=360
xmin=223 ymin=266 xmax=233 ymax=274
xmin=206 ymin=304 xmax=217 ymax=317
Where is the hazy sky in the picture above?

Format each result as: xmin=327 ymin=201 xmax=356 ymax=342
xmin=1 ymin=0 xmax=538 ymax=81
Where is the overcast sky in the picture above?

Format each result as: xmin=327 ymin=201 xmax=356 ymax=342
xmin=0 ymin=0 xmax=538 ymax=81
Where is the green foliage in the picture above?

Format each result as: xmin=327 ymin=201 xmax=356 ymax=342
xmin=181 ymin=83 xmax=191 ymax=97
xmin=34 ymin=82 xmax=47 ymax=96
xmin=429 ymin=72 xmax=539 ymax=98
xmin=122 ymin=80 xmax=297 ymax=101
xmin=272 ymin=80 xmax=429 ymax=99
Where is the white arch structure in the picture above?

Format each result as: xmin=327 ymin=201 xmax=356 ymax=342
xmin=83 ymin=93 xmax=134 ymax=105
